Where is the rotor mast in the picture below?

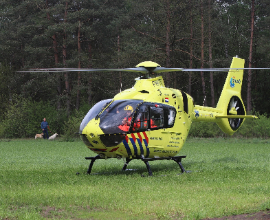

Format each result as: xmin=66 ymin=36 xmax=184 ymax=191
xmin=136 ymin=61 xmax=161 ymax=78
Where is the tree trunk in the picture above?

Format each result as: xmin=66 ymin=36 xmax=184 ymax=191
xmin=189 ymin=0 xmax=193 ymax=95
xmin=76 ymin=19 xmax=81 ymax=110
xmin=52 ymin=35 xmax=59 ymax=65
xmin=47 ymin=0 xmax=61 ymax=110
xmin=208 ymin=0 xmax=214 ymax=107
xmin=63 ymin=1 xmax=70 ymax=116
xmin=52 ymin=34 xmax=62 ymax=110
xmin=200 ymin=0 xmax=207 ymax=106
xmin=247 ymin=0 xmax=255 ymax=113
xmin=88 ymin=43 xmax=93 ymax=105
xmin=46 ymin=0 xmax=50 ymax=20
xmin=165 ymin=0 xmax=171 ymax=87
xmin=118 ymin=34 xmax=122 ymax=92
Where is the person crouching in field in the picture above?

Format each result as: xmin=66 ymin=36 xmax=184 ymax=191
xmin=41 ymin=118 xmax=51 ymax=139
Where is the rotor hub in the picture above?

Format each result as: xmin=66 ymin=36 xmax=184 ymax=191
xmin=136 ymin=61 xmax=161 ymax=68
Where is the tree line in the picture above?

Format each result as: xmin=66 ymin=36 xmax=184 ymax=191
xmin=1 ymin=0 xmax=270 ymax=138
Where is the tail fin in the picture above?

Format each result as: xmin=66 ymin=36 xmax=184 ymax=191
xmin=215 ymin=57 xmax=247 ymax=135
xmin=192 ymin=56 xmax=257 ymax=135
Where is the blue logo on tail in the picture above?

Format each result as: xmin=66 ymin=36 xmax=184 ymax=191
xmin=230 ymin=77 xmax=241 ymax=88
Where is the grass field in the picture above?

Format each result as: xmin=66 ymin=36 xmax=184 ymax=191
xmin=0 ymin=138 xmax=269 ymax=219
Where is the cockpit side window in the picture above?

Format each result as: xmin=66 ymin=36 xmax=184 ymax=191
xmin=132 ymin=106 xmax=149 ymax=132
xmin=99 ymin=100 xmax=143 ymax=134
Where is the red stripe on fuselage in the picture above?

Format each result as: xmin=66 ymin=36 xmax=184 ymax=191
xmin=142 ymin=132 xmax=149 ymax=144
xmin=131 ymin=133 xmax=137 ymax=143
xmin=137 ymin=132 xmax=143 ymax=143
xmin=125 ymin=135 xmax=129 ymax=143
xmin=109 ymin=147 xmax=119 ymax=152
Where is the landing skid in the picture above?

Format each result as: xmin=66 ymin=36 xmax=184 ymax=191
xmin=85 ymin=155 xmax=186 ymax=176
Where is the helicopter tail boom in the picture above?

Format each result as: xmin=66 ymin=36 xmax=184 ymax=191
xmin=193 ymin=57 xmax=256 ymax=135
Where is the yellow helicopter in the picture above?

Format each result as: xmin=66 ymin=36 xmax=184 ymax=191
xmin=22 ymin=56 xmax=258 ymax=175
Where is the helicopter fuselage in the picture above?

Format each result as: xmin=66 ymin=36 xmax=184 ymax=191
xmin=80 ymin=76 xmax=194 ymax=159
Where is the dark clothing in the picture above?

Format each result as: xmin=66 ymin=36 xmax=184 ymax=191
xmin=43 ymin=129 xmax=49 ymax=139
xmin=41 ymin=121 xmax=48 ymax=130
xmin=41 ymin=121 xmax=49 ymax=139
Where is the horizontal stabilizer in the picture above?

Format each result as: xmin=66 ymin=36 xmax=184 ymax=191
xmin=216 ymin=115 xmax=258 ymax=119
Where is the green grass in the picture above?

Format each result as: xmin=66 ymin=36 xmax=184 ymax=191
xmin=0 ymin=138 xmax=270 ymax=219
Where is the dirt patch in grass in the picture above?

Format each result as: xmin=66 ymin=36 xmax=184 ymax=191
xmin=41 ymin=206 xmax=66 ymax=219
xmin=204 ymin=210 xmax=270 ymax=220
xmin=39 ymin=206 xmax=146 ymax=220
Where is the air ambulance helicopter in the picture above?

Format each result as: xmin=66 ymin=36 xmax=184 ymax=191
xmin=23 ymin=56 xmax=259 ymax=176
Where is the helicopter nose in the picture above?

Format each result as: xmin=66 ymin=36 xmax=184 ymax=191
xmin=81 ymin=118 xmax=103 ymax=137
xmin=79 ymin=117 xmax=91 ymax=134
xmin=80 ymin=119 xmax=106 ymax=148
xmin=80 ymin=119 xmax=125 ymax=149
xmin=81 ymin=134 xmax=94 ymax=147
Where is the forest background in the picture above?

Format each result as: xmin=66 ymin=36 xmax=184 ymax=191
xmin=1 ymin=0 xmax=270 ymax=139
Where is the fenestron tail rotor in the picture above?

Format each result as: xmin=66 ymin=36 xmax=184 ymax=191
xmin=227 ymin=96 xmax=245 ymax=130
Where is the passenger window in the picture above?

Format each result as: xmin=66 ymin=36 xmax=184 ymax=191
xmin=130 ymin=103 xmax=176 ymax=132
xmin=168 ymin=109 xmax=176 ymax=126
xmin=150 ymin=106 xmax=164 ymax=129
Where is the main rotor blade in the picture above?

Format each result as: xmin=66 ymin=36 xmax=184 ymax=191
xmin=152 ymin=67 xmax=184 ymax=73
xmin=18 ymin=67 xmax=270 ymax=74
xmin=18 ymin=67 xmax=149 ymax=74
xmin=152 ymin=67 xmax=237 ymax=73
xmin=153 ymin=67 xmax=264 ymax=73
xmin=182 ymin=68 xmax=270 ymax=72
xmin=182 ymin=68 xmax=228 ymax=72
xmin=153 ymin=67 xmax=235 ymax=73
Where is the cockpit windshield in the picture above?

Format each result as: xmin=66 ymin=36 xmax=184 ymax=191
xmin=99 ymin=100 xmax=143 ymax=134
xmin=80 ymin=98 xmax=177 ymax=135
xmin=79 ymin=99 xmax=112 ymax=133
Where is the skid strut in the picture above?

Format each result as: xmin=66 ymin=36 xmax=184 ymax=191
xmin=85 ymin=155 xmax=100 ymax=174
xmin=85 ymin=155 xmax=186 ymax=176
xmin=140 ymin=156 xmax=186 ymax=176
